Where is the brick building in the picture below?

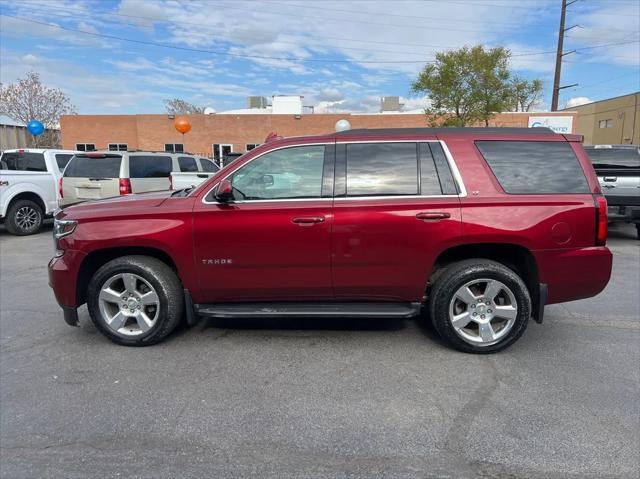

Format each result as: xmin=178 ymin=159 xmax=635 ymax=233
xmin=60 ymin=98 xmax=576 ymax=160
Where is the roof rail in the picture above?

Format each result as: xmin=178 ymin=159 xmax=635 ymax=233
xmin=333 ymin=127 xmax=556 ymax=136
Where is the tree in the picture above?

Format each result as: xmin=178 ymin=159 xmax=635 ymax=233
xmin=509 ymin=76 xmax=544 ymax=112
xmin=412 ymin=46 xmax=540 ymax=126
xmin=163 ymin=98 xmax=205 ymax=115
xmin=0 ymin=71 xmax=76 ymax=146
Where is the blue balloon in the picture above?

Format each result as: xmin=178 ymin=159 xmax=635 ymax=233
xmin=27 ymin=120 xmax=45 ymax=136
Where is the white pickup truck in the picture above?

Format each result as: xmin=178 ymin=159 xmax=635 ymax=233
xmin=0 ymin=148 xmax=78 ymax=235
xmin=170 ymin=161 xmax=219 ymax=191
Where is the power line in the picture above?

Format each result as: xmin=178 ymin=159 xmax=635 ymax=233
xmin=4 ymin=6 xmax=637 ymax=63
xmin=1 ymin=14 xmax=440 ymax=64
xmin=10 ymin=2 xmax=502 ymax=51
xmin=248 ymin=0 xmax=533 ymax=26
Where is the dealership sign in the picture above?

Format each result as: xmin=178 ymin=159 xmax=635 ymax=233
xmin=528 ymin=116 xmax=573 ymax=133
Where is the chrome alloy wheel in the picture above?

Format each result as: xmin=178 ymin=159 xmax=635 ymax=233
xmin=448 ymin=278 xmax=518 ymax=346
xmin=15 ymin=206 xmax=39 ymax=230
xmin=98 ymin=273 xmax=160 ymax=336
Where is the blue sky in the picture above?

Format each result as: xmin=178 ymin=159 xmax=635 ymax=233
xmin=0 ymin=0 xmax=638 ymax=115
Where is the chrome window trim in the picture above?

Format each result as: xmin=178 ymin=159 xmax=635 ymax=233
xmin=201 ymin=140 xmax=467 ymax=204
xmin=202 ymin=142 xmax=330 ymax=204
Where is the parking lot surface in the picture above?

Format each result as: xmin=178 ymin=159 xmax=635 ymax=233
xmin=0 ymin=222 xmax=638 ymax=478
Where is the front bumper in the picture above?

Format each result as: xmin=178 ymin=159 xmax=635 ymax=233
xmin=48 ymin=249 xmax=86 ymax=309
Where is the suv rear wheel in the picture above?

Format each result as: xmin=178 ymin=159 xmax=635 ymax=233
xmin=86 ymin=255 xmax=184 ymax=346
xmin=5 ymin=199 xmax=43 ymax=235
xmin=429 ymin=259 xmax=531 ymax=353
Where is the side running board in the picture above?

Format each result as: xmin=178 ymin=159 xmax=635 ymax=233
xmin=194 ymin=302 xmax=422 ymax=319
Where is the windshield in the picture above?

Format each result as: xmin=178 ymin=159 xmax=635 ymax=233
xmin=585 ymin=147 xmax=640 ymax=168
xmin=64 ymin=154 xmax=122 ymax=178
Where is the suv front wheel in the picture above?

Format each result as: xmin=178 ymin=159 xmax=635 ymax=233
xmin=429 ymin=259 xmax=531 ymax=353
xmin=86 ymin=255 xmax=184 ymax=346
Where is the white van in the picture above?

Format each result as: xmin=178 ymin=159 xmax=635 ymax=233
xmin=60 ymin=151 xmax=216 ymax=206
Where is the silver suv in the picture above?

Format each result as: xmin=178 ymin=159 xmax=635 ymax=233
xmin=60 ymin=151 xmax=217 ymax=206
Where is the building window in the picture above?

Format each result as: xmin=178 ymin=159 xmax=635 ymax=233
xmin=165 ymin=143 xmax=184 ymax=153
xmin=76 ymin=143 xmax=96 ymax=152
xmin=598 ymin=119 xmax=613 ymax=129
xmin=108 ymin=143 xmax=128 ymax=151
xmin=246 ymin=143 xmax=259 ymax=151
xmin=212 ymin=144 xmax=233 ymax=160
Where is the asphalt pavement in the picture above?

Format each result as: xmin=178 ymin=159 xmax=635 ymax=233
xmin=0 ymin=222 xmax=638 ymax=479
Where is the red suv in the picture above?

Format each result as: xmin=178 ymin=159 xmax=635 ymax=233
xmin=49 ymin=128 xmax=612 ymax=353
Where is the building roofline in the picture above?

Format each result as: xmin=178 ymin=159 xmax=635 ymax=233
xmin=560 ymin=91 xmax=640 ymax=111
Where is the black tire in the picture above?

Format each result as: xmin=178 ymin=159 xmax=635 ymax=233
xmin=635 ymin=223 xmax=639 ymax=240
xmin=5 ymin=199 xmax=43 ymax=235
xmin=86 ymin=255 xmax=184 ymax=346
xmin=428 ymin=259 xmax=531 ymax=354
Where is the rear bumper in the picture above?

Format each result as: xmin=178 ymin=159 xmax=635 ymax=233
xmin=608 ymin=205 xmax=640 ymax=222
xmin=48 ymin=249 xmax=86 ymax=308
xmin=533 ymin=246 xmax=612 ymax=305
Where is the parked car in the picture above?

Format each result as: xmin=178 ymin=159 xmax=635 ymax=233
xmin=0 ymin=148 xmax=78 ymax=235
xmin=59 ymin=151 xmax=212 ymax=206
xmin=171 ymin=158 xmax=219 ymax=190
xmin=49 ymin=127 xmax=612 ymax=353
xmin=584 ymin=145 xmax=640 ymax=239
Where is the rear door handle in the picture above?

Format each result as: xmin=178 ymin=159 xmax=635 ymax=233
xmin=416 ymin=212 xmax=451 ymax=221
xmin=292 ymin=216 xmax=325 ymax=226
xmin=603 ymin=177 xmax=617 ymax=182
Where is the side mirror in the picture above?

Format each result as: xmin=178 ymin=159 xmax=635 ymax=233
xmin=262 ymin=174 xmax=274 ymax=187
xmin=215 ymin=179 xmax=233 ymax=202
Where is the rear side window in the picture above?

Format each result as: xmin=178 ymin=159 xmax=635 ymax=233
xmin=64 ymin=155 xmax=122 ymax=178
xmin=421 ymin=143 xmax=458 ymax=195
xmin=55 ymin=154 xmax=73 ymax=170
xmin=0 ymin=152 xmax=46 ymax=172
xmin=128 ymin=155 xmax=172 ymax=178
xmin=346 ymin=143 xmax=418 ymax=196
xmin=178 ymin=156 xmax=198 ymax=172
xmin=200 ymin=159 xmax=218 ymax=172
xmin=476 ymin=141 xmax=589 ymax=194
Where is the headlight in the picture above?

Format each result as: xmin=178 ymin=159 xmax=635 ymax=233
xmin=53 ymin=219 xmax=77 ymax=239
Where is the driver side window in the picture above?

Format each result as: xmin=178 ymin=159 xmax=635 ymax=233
xmin=230 ymin=145 xmax=325 ymax=200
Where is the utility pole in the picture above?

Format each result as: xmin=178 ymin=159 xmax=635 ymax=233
xmin=551 ymin=0 xmax=579 ymax=111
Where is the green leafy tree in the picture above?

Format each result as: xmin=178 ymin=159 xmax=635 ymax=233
xmin=509 ymin=76 xmax=544 ymax=112
xmin=412 ymin=46 xmax=536 ymax=126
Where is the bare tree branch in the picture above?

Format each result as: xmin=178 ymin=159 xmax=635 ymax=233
xmin=0 ymin=71 xmax=76 ymax=128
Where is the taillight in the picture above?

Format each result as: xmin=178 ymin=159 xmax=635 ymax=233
xmin=169 ymin=175 xmax=173 ymax=190
xmin=595 ymin=195 xmax=607 ymax=246
xmin=119 ymin=178 xmax=132 ymax=195
xmin=59 ymin=177 xmax=63 ymax=198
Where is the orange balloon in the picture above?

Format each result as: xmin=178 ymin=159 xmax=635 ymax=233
xmin=174 ymin=116 xmax=191 ymax=134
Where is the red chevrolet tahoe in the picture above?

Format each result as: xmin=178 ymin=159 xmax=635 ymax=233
xmin=49 ymin=127 xmax=612 ymax=353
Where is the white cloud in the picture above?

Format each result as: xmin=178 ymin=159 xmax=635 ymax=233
xmin=565 ymin=97 xmax=593 ymax=108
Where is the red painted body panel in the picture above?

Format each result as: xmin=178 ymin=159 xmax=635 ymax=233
xmin=331 ymin=197 xmax=461 ymax=300
xmin=48 ymin=129 xmax=612 ymax=312
xmin=192 ymin=199 xmax=333 ymax=302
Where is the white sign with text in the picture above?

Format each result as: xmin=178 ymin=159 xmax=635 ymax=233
xmin=528 ymin=116 xmax=573 ymax=134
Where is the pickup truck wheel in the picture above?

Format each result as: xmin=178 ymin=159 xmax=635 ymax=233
xmin=86 ymin=256 xmax=184 ymax=346
xmin=5 ymin=199 xmax=43 ymax=235
xmin=429 ymin=259 xmax=531 ymax=354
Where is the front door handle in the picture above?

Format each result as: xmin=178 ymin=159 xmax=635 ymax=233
xmin=292 ymin=216 xmax=325 ymax=226
xmin=416 ymin=212 xmax=451 ymax=221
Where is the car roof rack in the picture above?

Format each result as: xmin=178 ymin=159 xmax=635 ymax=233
xmin=333 ymin=127 xmax=555 ymax=136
